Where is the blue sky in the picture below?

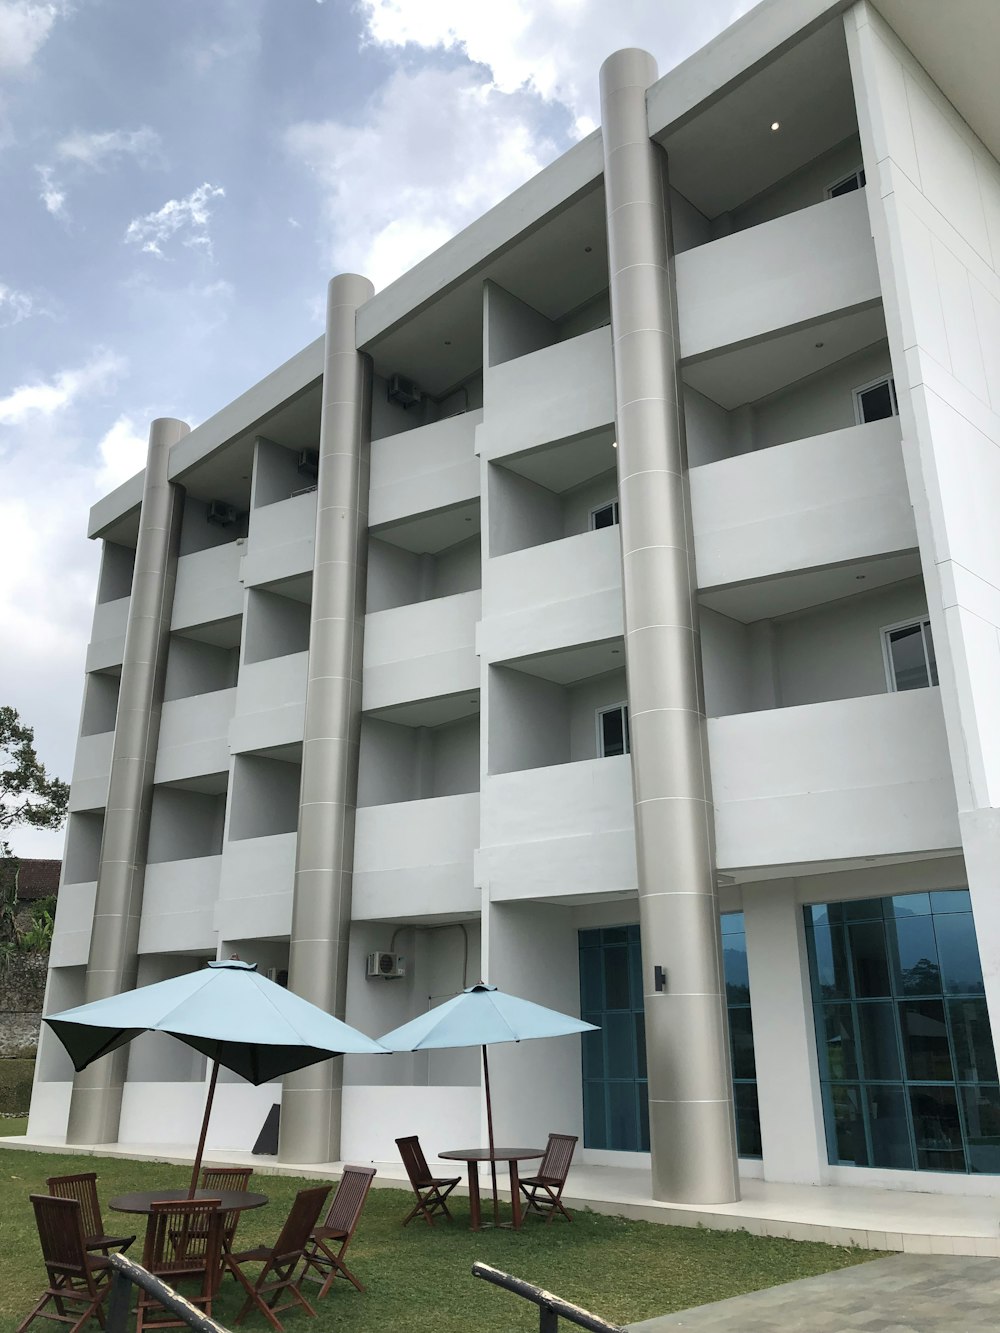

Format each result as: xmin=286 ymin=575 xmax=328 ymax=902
xmin=0 ymin=0 xmax=751 ymax=855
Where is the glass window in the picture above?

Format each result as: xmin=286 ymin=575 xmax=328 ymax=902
xmin=805 ymin=889 xmax=999 ymax=1175
xmin=883 ymin=619 xmax=938 ymax=692
xmin=721 ymin=913 xmax=761 ymax=1159
xmin=828 ymin=168 xmax=866 ymax=197
xmin=591 ymin=501 xmax=619 ymax=530
xmin=598 ymin=704 xmax=630 ymax=758
xmin=855 ymin=375 xmax=898 ymax=424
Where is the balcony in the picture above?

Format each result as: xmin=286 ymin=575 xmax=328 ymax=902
xmin=230 ymin=653 xmax=307 ymax=754
xmin=370 ymin=410 xmax=481 ymax=529
xmin=353 ymin=793 xmax=480 ymax=920
xmin=481 ymin=757 xmax=636 ymax=902
xmin=691 ymin=417 xmax=919 ymax=616
xmin=139 ymin=856 xmax=221 ymax=954
xmin=481 ymin=527 xmax=621 ymax=665
xmin=154 ymin=689 xmax=235 ymax=785
xmin=478 ymin=327 xmax=614 ymax=464
xmin=710 ymin=689 xmax=959 ymax=870
xmin=172 ymin=543 xmax=244 ymax=632
xmin=86 ymin=597 xmax=128 ymax=672
xmin=676 ymin=191 xmax=880 ymax=361
xmin=216 ymin=832 xmax=296 ymax=942
xmin=68 ymin=732 xmax=113 ymax=813
xmin=242 ymin=490 xmax=317 ymax=591
xmin=363 ymin=591 xmax=480 ymax=717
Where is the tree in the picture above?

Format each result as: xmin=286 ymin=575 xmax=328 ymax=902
xmin=0 ymin=705 xmax=69 ymax=862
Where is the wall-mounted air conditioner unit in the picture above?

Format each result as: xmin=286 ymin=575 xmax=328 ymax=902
xmin=388 ymin=374 xmax=421 ymax=409
xmin=207 ymin=499 xmax=237 ymax=527
xmin=366 ymin=951 xmax=406 ymax=980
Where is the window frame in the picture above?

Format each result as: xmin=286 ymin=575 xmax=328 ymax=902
xmin=853 ymin=374 xmax=899 ymax=426
xmin=596 ymin=701 xmax=630 ymax=758
xmin=880 ymin=616 xmax=937 ymax=693
xmin=590 ymin=499 xmax=620 ymax=531
xmin=826 ymin=167 xmax=866 ymax=199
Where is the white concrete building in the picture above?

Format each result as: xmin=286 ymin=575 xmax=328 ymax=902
xmin=29 ymin=0 xmax=1000 ymax=1211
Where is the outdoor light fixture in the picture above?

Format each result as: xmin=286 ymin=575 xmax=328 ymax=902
xmin=654 ymin=965 xmax=667 ymax=992
xmin=770 ymin=120 xmax=780 ymax=131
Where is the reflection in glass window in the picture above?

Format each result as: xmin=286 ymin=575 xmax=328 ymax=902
xmin=721 ymin=913 xmax=761 ymax=1158
xmin=598 ymin=704 xmax=630 ymax=758
xmin=805 ymin=890 xmax=998 ymax=1174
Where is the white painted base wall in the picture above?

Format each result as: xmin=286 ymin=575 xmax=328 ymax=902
xmin=341 ymin=1085 xmax=480 ymax=1164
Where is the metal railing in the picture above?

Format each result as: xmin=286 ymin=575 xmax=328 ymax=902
xmin=106 ymin=1253 xmax=231 ymax=1333
xmin=472 ymin=1261 xmax=625 ymax=1333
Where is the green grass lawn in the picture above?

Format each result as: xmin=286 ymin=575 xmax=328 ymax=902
xmin=0 ymin=1146 xmax=878 ymax=1333
xmin=0 ymin=1117 xmax=27 ymax=1137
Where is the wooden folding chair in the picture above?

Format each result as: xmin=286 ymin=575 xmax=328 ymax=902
xmin=518 ymin=1133 xmax=578 ymax=1223
xmin=199 ymin=1167 xmax=254 ymax=1253
xmin=45 ymin=1174 xmax=134 ymax=1257
xmin=226 ymin=1185 xmax=330 ymax=1332
xmin=395 ymin=1136 xmax=460 ymax=1226
xmin=302 ymin=1166 xmax=375 ymax=1297
xmin=136 ymin=1199 xmax=225 ymax=1333
xmin=18 ymin=1195 xmax=111 ymax=1333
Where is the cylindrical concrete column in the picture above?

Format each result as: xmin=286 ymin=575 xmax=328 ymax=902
xmin=279 ymin=273 xmax=374 ymax=1164
xmin=599 ymin=48 xmax=739 ymax=1204
xmin=67 ymin=417 xmax=188 ymax=1146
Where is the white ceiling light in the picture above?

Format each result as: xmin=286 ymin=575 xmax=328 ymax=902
xmin=770 ymin=121 xmax=780 ymax=131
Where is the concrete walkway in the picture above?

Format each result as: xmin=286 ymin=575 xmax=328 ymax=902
xmin=631 ymin=1255 xmax=1000 ymax=1332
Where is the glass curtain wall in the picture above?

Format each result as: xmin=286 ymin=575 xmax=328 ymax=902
xmin=805 ymin=889 xmax=1000 ymax=1173
xmin=579 ymin=918 xmax=761 ymax=1157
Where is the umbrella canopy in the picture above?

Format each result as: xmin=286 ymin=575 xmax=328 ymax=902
xmin=378 ymin=982 xmax=596 ymax=1052
xmin=45 ymin=959 xmax=386 ymax=1192
xmin=46 ymin=958 xmax=384 ymax=1082
xmin=379 ymin=983 xmax=596 ymax=1226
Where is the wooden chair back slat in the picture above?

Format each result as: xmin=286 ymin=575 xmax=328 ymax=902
xmin=538 ymin=1133 xmax=577 ymax=1183
xmin=45 ymin=1174 xmax=103 ymax=1245
xmin=145 ymin=1199 xmax=223 ymax=1277
xmin=200 ymin=1166 xmax=253 ymax=1192
xmin=322 ymin=1166 xmax=376 ymax=1236
xmin=396 ymin=1136 xmax=432 ymax=1188
xmin=271 ymin=1187 xmax=330 ymax=1263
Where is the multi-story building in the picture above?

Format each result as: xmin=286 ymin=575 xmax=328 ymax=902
xmin=28 ymin=0 xmax=1000 ymax=1210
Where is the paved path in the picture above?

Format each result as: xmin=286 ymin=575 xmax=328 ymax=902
xmin=630 ymin=1255 xmax=1000 ymax=1332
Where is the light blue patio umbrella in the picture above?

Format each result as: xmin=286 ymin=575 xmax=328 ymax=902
xmin=379 ymin=983 xmax=597 ymax=1223
xmin=45 ymin=959 xmax=386 ymax=1193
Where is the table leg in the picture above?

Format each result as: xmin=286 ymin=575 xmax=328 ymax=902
xmin=467 ymin=1162 xmax=481 ymax=1231
xmin=509 ymin=1160 xmax=523 ymax=1229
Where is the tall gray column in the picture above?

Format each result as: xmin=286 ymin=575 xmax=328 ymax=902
xmin=67 ymin=417 xmax=188 ymax=1145
xmin=600 ymin=49 xmax=739 ymax=1204
xmin=279 ymin=273 xmax=373 ymax=1164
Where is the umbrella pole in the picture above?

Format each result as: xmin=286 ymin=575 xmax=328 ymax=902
xmin=189 ymin=1058 xmax=220 ymax=1198
xmin=482 ymin=1045 xmax=500 ymax=1227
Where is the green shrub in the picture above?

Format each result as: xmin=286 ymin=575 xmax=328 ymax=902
xmin=0 ymin=1058 xmax=34 ymax=1114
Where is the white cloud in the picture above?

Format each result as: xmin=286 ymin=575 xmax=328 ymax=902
xmin=94 ymin=413 xmax=147 ymax=492
xmin=0 ymin=0 xmax=64 ymax=74
xmin=55 ymin=124 xmax=162 ymax=169
xmin=124 ymin=182 xmax=226 ymax=259
xmin=36 ymin=162 xmax=66 ymax=216
xmin=286 ymin=65 xmax=556 ymax=290
xmin=358 ymin=0 xmax=757 ymax=129
xmin=0 ymin=350 xmax=122 ymax=426
xmin=0 ymin=281 xmax=38 ymax=324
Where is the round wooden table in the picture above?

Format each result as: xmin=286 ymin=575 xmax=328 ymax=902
xmin=438 ymin=1148 xmax=544 ymax=1230
xmin=109 ymin=1189 xmax=269 ymax=1215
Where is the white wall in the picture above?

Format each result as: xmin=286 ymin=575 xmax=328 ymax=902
xmin=228 ymin=754 xmax=300 ymax=840
xmin=730 ymin=134 xmax=865 ymax=233
xmin=489 ymin=466 xmax=562 ymax=557
xmin=484 ymin=280 xmax=556 ymax=367
xmin=752 ymin=341 xmax=893 ymax=450
xmin=568 ymin=669 xmax=628 ymax=760
xmin=488 ymin=667 xmax=570 ymax=775
xmin=685 ymin=387 xmax=740 ymax=467
xmin=774 ymin=577 xmax=928 ymax=707
xmin=243 ymin=588 xmax=310 ymax=665
xmin=147 ymin=788 xmax=226 ymax=862
xmin=164 ymin=637 xmax=238 ymax=701
xmin=561 ymin=469 xmax=618 ymax=537
xmin=701 ymin=610 xmax=752 ymax=717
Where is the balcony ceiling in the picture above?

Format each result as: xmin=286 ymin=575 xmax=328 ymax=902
xmin=370 ymin=499 xmax=480 ymax=555
xmin=700 ymin=551 xmax=922 ymax=622
xmin=682 ymin=304 xmax=887 ymax=409
xmin=365 ymin=690 xmax=480 ymax=729
xmin=656 ymin=20 xmax=858 ymax=220
xmin=498 ymin=427 xmax=617 ymax=493
xmin=362 ymin=185 xmax=609 ymax=400
xmin=497 ymin=637 xmax=625 ymax=686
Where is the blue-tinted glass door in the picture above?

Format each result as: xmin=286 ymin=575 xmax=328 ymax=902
xmin=579 ymin=926 xmax=648 ymax=1151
